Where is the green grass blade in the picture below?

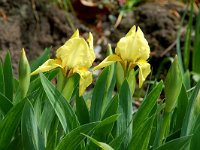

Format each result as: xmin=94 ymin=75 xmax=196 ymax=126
xmin=181 ymin=81 xmax=200 ymax=136
xmin=176 ymin=8 xmax=187 ymax=74
xmin=0 ymin=100 xmax=25 ymax=149
xmin=56 ymin=122 xmax=99 ymax=150
xmin=3 ymin=52 xmax=13 ymax=101
xmin=21 ymin=100 xmax=45 ymax=150
xmin=155 ymin=136 xmax=192 ymax=150
xmin=183 ymin=0 xmax=193 ymax=70
xmin=90 ymin=68 xmax=109 ymax=121
xmin=116 ymin=80 xmax=132 ymax=149
xmin=0 ymin=93 xmax=13 ymax=115
xmin=76 ymin=96 xmax=90 ymax=125
xmin=40 ymin=73 xmax=79 ymax=133
xmin=0 ymin=61 xmax=5 ymax=94
xmin=192 ymin=6 xmax=200 ymax=73
xmin=133 ymin=81 xmax=163 ymax=130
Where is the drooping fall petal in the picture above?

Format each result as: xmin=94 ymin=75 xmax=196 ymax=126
xmin=31 ymin=59 xmax=62 ymax=75
xmin=136 ymin=60 xmax=151 ymax=88
xmin=93 ymin=54 xmax=122 ymax=70
xmin=73 ymin=67 xmax=93 ymax=96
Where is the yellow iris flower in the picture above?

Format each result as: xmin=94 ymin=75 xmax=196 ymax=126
xmin=93 ymin=25 xmax=151 ymax=87
xmin=31 ymin=30 xmax=95 ymax=96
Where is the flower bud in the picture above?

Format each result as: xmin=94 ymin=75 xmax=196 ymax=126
xmin=18 ymin=48 xmax=31 ymax=98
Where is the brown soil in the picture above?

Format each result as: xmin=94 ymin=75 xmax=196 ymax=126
xmin=0 ymin=0 xmax=193 ymax=75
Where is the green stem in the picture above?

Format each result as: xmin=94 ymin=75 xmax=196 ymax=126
xmin=56 ymin=69 xmax=65 ymax=92
xmin=61 ymin=75 xmax=75 ymax=101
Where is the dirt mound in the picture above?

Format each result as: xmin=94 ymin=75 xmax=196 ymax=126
xmin=0 ymin=0 xmax=85 ymax=74
xmin=0 ymin=0 xmax=191 ymax=75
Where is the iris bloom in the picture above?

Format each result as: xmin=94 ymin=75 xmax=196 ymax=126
xmin=93 ymin=25 xmax=151 ymax=87
xmin=31 ymin=30 xmax=95 ymax=96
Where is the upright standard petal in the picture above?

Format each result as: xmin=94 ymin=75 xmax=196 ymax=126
xmin=115 ymin=26 xmax=150 ymax=62
xmin=136 ymin=60 xmax=151 ymax=88
xmin=56 ymin=33 xmax=95 ymax=70
xmin=93 ymin=54 xmax=122 ymax=70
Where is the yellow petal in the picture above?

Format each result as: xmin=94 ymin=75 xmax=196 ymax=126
xmin=73 ymin=67 xmax=92 ymax=96
xmin=71 ymin=29 xmax=79 ymax=38
xmin=93 ymin=54 xmax=122 ymax=70
xmin=115 ymin=26 xmax=150 ymax=62
xmin=56 ymin=34 xmax=95 ymax=69
xmin=125 ymin=25 xmax=136 ymax=37
xmin=87 ymin=32 xmax=93 ymax=50
xmin=31 ymin=59 xmax=62 ymax=75
xmin=136 ymin=60 xmax=151 ymax=88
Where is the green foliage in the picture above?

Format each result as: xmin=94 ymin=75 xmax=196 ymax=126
xmin=1 ymin=4 xmax=200 ymax=148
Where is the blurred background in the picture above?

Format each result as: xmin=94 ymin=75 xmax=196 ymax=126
xmin=0 ymin=0 xmax=199 ymax=78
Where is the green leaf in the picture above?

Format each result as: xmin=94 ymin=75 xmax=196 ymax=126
xmin=76 ymin=96 xmax=90 ymax=125
xmin=0 ymin=61 xmax=5 ymax=94
xmin=164 ymin=56 xmax=182 ymax=113
xmin=183 ymin=0 xmax=193 ymax=70
xmin=173 ymin=85 xmax=188 ymax=131
xmin=102 ymin=95 xmax=119 ymax=120
xmin=87 ymin=114 xmax=120 ymax=149
xmin=109 ymin=131 xmax=126 ymax=150
xmin=40 ymin=73 xmax=79 ymax=133
xmin=90 ymin=68 xmax=109 ymax=121
xmin=46 ymin=117 xmax=59 ymax=150
xmin=82 ymin=133 xmax=114 ymax=150
xmin=38 ymin=101 xmax=55 ymax=142
xmin=116 ymin=80 xmax=132 ymax=149
xmin=102 ymin=64 xmax=116 ymax=114
xmin=155 ymin=136 xmax=192 ymax=150
xmin=0 ymin=100 xmax=25 ymax=149
xmin=190 ymin=114 xmax=200 ymax=150
xmin=21 ymin=100 xmax=45 ymax=150
xmin=128 ymin=115 xmax=155 ymax=150
xmin=3 ymin=52 xmax=13 ymax=101
xmin=30 ymin=48 xmax=50 ymax=72
xmin=0 ymin=92 xmax=13 ymax=115
xmin=56 ymin=122 xmax=99 ymax=150
xmin=181 ymin=81 xmax=200 ymax=136
xmin=133 ymin=81 xmax=163 ymax=130
xmin=192 ymin=5 xmax=200 ymax=73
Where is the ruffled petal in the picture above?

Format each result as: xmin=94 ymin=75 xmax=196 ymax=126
xmin=31 ymin=59 xmax=62 ymax=75
xmin=93 ymin=54 xmax=122 ymax=70
xmin=136 ymin=60 xmax=151 ymax=88
xmin=71 ymin=29 xmax=79 ymax=38
xmin=87 ymin=32 xmax=95 ymax=63
xmin=56 ymin=34 xmax=95 ymax=69
xmin=74 ymin=67 xmax=93 ymax=96
xmin=115 ymin=26 xmax=150 ymax=62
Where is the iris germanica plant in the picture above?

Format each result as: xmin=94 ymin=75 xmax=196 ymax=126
xmin=31 ymin=30 xmax=95 ymax=96
xmin=94 ymin=25 xmax=151 ymax=87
